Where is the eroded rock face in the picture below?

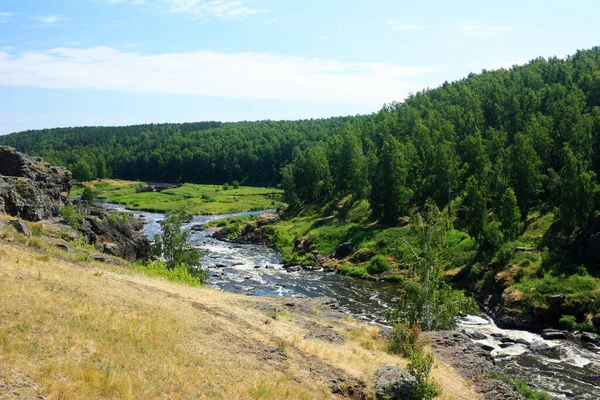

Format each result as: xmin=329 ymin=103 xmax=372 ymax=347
xmin=0 ymin=146 xmax=71 ymax=221
xmin=74 ymin=200 xmax=151 ymax=262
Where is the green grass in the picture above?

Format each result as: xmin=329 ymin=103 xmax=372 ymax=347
xmin=131 ymin=260 xmax=203 ymax=286
xmin=76 ymin=179 xmax=283 ymax=215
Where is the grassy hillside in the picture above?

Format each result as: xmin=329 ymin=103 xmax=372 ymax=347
xmin=75 ymin=179 xmax=283 ymax=215
xmin=0 ymin=217 xmax=477 ymax=400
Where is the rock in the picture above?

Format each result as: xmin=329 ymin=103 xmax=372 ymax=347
xmin=302 ymin=265 xmax=322 ymax=271
xmin=499 ymin=342 xmax=514 ymax=348
xmin=592 ymin=314 xmax=600 ymax=330
xmin=91 ymin=253 xmax=111 ymax=263
xmin=581 ymin=332 xmax=599 ymax=343
xmin=214 ymin=264 xmax=228 ymax=269
xmin=285 ymin=265 xmax=301 ymax=272
xmin=322 ymin=267 xmax=335 ymax=273
xmin=332 ymin=242 xmax=356 ymax=259
xmin=475 ymin=379 xmax=525 ymax=400
xmin=265 ymin=265 xmax=275 ymax=269
xmin=426 ymin=331 xmax=496 ymax=380
xmin=191 ymin=224 xmax=204 ymax=231
xmin=529 ymin=340 xmax=551 ymax=352
xmin=540 ymin=328 xmax=567 ymax=340
xmin=464 ymin=330 xmax=487 ymax=340
xmin=500 ymin=337 xmax=516 ymax=343
xmin=479 ymin=343 xmax=496 ymax=352
xmin=9 ymin=219 xmax=30 ymax=237
xmin=0 ymin=146 xmax=72 ymax=221
xmin=547 ymin=294 xmax=566 ymax=307
xmin=516 ymin=338 xmax=531 ymax=346
xmin=375 ymin=366 xmax=416 ymax=400
xmin=350 ymin=248 xmax=376 ymax=263
xmin=42 ymin=237 xmax=73 ymax=253
xmin=254 ymin=265 xmax=262 ymax=269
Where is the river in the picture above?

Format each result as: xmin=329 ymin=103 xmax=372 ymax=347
xmin=103 ymin=204 xmax=600 ymax=399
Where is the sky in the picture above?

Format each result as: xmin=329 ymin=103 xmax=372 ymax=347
xmin=0 ymin=0 xmax=598 ymax=134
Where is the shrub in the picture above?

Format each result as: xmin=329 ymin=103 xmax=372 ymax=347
xmin=30 ymin=224 xmax=43 ymax=237
xmin=82 ymin=187 xmax=98 ymax=203
xmin=222 ymin=183 xmax=230 ymax=191
xmin=366 ymin=255 xmax=391 ymax=275
xmin=407 ymin=351 xmax=440 ymax=400
xmin=232 ymin=180 xmax=240 ymax=189
xmin=60 ymin=205 xmax=83 ymax=230
xmin=388 ymin=323 xmax=426 ymax=357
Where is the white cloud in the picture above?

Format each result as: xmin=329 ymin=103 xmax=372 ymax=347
xmin=387 ymin=22 xmax=426 ymax=32
xmin=0 ymin=46 xmax=442 ymax=105
xmin=99 ymin=0 xmax=266 ymax=18
xmin=30 ymin=15 xmax=70 ymax=24
xmin=458 ymin=21 xmax=512 ymax=37
xmin=0 ymin=12 xmax=11 ymax=23
xmin=165 ymin=0 xmax=268 ymax=18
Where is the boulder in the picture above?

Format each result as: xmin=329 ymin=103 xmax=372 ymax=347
xmin=9 ymin=219 xmax=31 ymax=237
xmin=332 ymin=242 xmax=356 ymax=259
xmin=191 ymin=224 xmax=204 ymax=231
xmin=285 ymin=265 xmax=301 ymax=272
xmin=592 ymin=314 xmax=600 ymax=330
xmin=463 ymin=330 xmax=487 ymax=340
xmin=580 ymin=332 xmax=599 ymax=344
xmin=529 ymin=341 xmax=551 ymax=352
xmin=375 ymin=366 xmax=416 ymax=400
xmin=547 ymin=294 xmax=566 ymax=307
xmin=540 ymin=328 xmax=567 ymax=340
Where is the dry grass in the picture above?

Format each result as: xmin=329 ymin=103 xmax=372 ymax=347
xmin=0 ymin=238 xmax=479 ymax=399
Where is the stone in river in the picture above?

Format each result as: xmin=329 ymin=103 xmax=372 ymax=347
xmin=529 ymin=341 xmax=551 ymax=352
xmin=540 ymin=328 xmax=567 ymax=340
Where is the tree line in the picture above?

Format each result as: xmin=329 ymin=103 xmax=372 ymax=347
xmin=0 ymin=118 xmax=355 ymax=186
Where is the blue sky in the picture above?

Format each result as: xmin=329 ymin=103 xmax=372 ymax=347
xmin=0 ymin=0 xmax=598 ymax=134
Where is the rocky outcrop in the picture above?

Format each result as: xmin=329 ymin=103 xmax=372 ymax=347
xmin=74 ymin=200 xmax=151 ymax=261
xmin=213 ymin=213 xmax=280 ymax=244
xmin=332 ymin=242 xmax=356 ymax=259
xmin=0 ymin=146 xmax=71 ymax=221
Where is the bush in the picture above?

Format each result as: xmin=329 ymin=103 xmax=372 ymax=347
xmin=232 ymin=180 xmax=240 ymax=189
xmin=222 ymin=183 xmax=230 ymax=191
xmin=388 ymin=323 xmax=426 ymax=357
xmin=366 ymin=255 xmax=391 ymax=275
xmin=60 ymin=205 xmax=83 ymax=230
xmin=82 ymin=186 xmax=98 ymax=203
xmin=407 ymin=351 xmax=440 ymax=400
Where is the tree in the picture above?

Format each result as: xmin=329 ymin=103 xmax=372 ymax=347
xmin=496 ymin=187 xmax=523 ymax=240
xmin=557 ymin=145 xmax=598 ymax=229
xmin=462 ymin=177 xmax=487 ymax=241
xmin=386 ymin=201 xmax=475 ymax=331
xmin=81 ymin=186 xmax=97 ymax=204
xmin=153 ymin=212 xmax=207 ymax=282
xmin=510 ymin=133 xmax=543 ymax=218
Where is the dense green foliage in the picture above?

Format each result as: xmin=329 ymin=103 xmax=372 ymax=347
xmin=0 ymin=119 xmax=356 ymax=185
xmin=132 ymin=260 xmax=204 ymax=286
xmin=152 ymin=212 xmax=207 ymax=283
xmin=283 ymin=48 xmax=600 ymax=235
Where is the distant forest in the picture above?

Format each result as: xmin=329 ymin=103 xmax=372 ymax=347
xmin=3 ymin=47 xmax=600 ymax=231
xmin=0 ymin=118 xmax=357 ymax=186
